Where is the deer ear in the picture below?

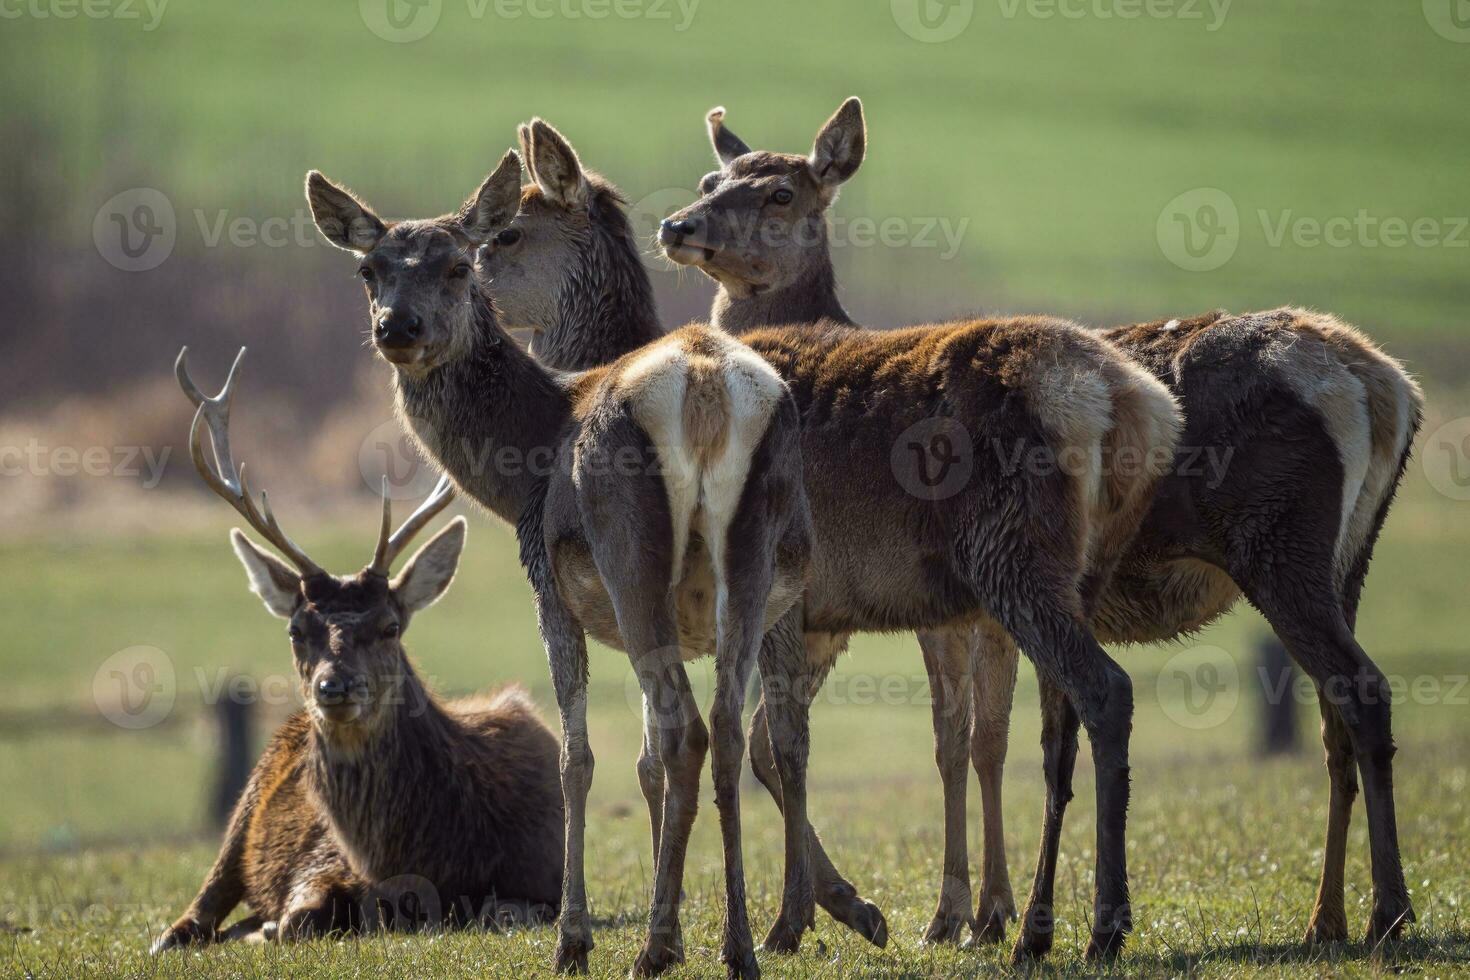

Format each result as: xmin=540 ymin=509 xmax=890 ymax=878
xmin=459 ymin=150 xmax=523 ymax=244
xmin=707 ymin=106 xmax=751 ymax=166
xmin=808 ymin=97 xmax=865 ymax=188
xmin=305 ymin=171 xmax=386 ymax=252
xmin=526 ymin=119 xmax=588 ymax=208
xmin=517 ymin=124 xmax=535 ymax=181
xmin=230 ymin=530 xmax=301 ymax=618
xmin=391 ymin=517 xmax=467 ymax=613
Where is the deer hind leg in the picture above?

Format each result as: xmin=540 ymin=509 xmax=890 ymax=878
xmin=994 ymin=603 xmax=1133 ymax=964
xmin=636 ymin=697 xmax=667 ymax=877
xmin=918 ymin=625 xmax=977 ymax=945
xmin=628 ymin=647 xmax=706 ymax=978
xmin=747 ymin=648 xmax=889 ymax=949
xmin=1010 ymin=673 xmax=1080 ymax=961
xmin=1244 ymin=579 xmax=1414 ymax=946
xmin=704 ymin=513 xmax=788 ymax=980
xmin=969 ymin=623 xmax=1019 ymax=945
xmin=755 ymin=605 xmax=821 ymax=956
xmin=1306 ymin=691 xmax=1357 ymax=944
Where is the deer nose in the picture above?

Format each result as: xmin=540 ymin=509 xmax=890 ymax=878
xmin=376 ymin=312 xmax=423 ymax=347
xmin=659 ymin=217 xmax=700 ymax=243
xmin=315 ymin=675 xmax=348 ymax=705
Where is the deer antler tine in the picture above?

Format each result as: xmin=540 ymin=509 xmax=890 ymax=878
xmin=179 ymin=348 xmax=322 ymax=578
xmin=187 ymin=403 xmax=231 ymax=496
xmin=218 ymin=346 xmax=247 ymax=409
xmin=371 ymin=476 xmax=393 ymax=574
xmin=373 ymin=472 xmax=456 ymax=574
xmin=175 ymin=347 xmax=207 ymax=407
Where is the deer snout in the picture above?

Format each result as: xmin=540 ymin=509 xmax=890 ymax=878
xmin=315 ymin=674 xmax=348 ymax=705
xmin=375 ymin=310 xmax=424 ymax=349
xmin=313 ymin=670 xmax=368 ymax=724
xmin=660 ymin=216 xmax=717 ymax=266
xmin=659 ymin=216 xmax=700 ymax=242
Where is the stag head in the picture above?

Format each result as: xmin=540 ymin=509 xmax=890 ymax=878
xmin=177 ymin=347 xmax=467 ymax=747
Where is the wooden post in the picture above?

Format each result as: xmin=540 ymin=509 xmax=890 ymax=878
xmin=211 ymin=690 xmax=255 ymax=828
xmin=1257 ymin=637 xmax=1299 ymax=756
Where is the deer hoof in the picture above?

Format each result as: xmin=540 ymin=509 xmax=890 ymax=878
xmin=859 ymin=901 xmax=889 ymax=949
xmin=554 ymin=933 xmax=592 ymax=974
xmin=631 ymin=940 xmax=684 ymax=977
xmin=1364 ymin=899 xmax=1415 ymax=947
xmin=1085 ymin=926 xmax=1127 ymax=962
xmin=922 ymin=910 xmax=972 ymax=945
xmin=722 ymin=945 xmax=760 ymax=980
xmin=149 ymin=918 xmax=210 ymax=954
xmin=1304 ymin=907 xmax=1349 ymax=945
xmin=760 ymin=917 xmax=805 ymax=955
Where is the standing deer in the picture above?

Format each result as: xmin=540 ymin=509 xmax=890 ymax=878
xmin=658 ymin=97 xmax=1423 ymax=954
xmin=309 ymin=148 xmax=1184 ymax=967
xmin=152 ymin=348 xmax=564 ymax=952
xmin=481 ymin=118 xmax=889 ymax=948
xmin=305 ymin=164 xmax=814 ymax=979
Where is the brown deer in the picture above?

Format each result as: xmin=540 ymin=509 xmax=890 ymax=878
xmin=480 ymin=120 xmax=897 ymax=949
xmin=658 ymin=98 xmax=1424 ymax=955
xmin=305 ymin=163 xmax=814 ymax=979
xmin=151 ymin=348 xmax=564 ymax=953
xmin=308 ymin=149 xmax=1184 ymax=968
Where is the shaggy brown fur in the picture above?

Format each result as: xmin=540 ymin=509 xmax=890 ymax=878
xmin=152 ymin=355 xmax=565 ymax=953
xmin=309 ymin=148 xmax=1185 ymax=969
xmin=662 ymin=98 xmax=1424 ymax=955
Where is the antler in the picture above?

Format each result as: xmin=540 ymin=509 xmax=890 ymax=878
xmin=176 ymin=346 xmax=325 ymax=578
xmin=369 ymin=472 xmax=455 ymax=576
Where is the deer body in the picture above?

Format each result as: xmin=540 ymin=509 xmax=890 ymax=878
xmin=308 ymin=157 xmax=813 ymax=977
xmin=154 ymin=353 xmax=564 ymax=953
xmin=391 ymin=123 xmax=1184 ymax=966
xmin=661 ymin=99 xmax=1422 ymax=954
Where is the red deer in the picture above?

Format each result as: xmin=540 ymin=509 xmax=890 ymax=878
xmin=308 ymin=142 xmax=1184 ymax=970
xmin=658 ymin=98 xmax=1424 ymax=956
xmin=306 ymin=162 xmax=814 ymax=978
xmin=151 ymin=348 xmax=564 ymax=952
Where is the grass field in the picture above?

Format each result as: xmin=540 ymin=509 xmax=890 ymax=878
xmin=6 ymin=0 xmax=1470 ymax=360
xmin=4 ymin=0 xmax=1470 ymax=975
xmin=3 ymin=464 xmax=1469 ymax=977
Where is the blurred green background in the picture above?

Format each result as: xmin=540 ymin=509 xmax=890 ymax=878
xmin=2 ymin=0 xmax=1469 ymax=975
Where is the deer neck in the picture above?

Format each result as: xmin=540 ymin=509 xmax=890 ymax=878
xmin=307 ymin=666 xmax=459 ymax=879
xmin=530 ymin=197 xmax=663 ymax=371
xmin=711 ymin=243 xmax=853 ymax=334
xmin=393 ymin=287 xmax=573 ymax=526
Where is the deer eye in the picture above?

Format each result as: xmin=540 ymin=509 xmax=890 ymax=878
xmin=381 ymin=622 xmax=401 ymax=639
xmin=770 ymin=188 xmax=793 ymax=205
xmin=448 ymin=263 xmax=471 ymax=280
xmin=358 ymin=266 xmax=375 ymax=282
xmin=494 ymin=227 xmax=522 ymax=247
xmin=288 ymin=625 xmax=304 ymax=642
